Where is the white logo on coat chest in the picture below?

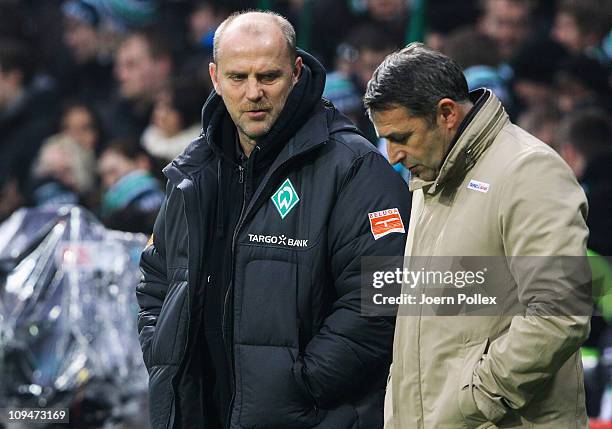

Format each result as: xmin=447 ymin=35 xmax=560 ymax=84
xmin=467 ymin=179 xmax=490 ymax=193
xmin=248 ymin=234 xmax=308 ymax=247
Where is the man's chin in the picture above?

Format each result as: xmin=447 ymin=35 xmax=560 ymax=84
xmin=240 ymin=124 xmax=272 ymax=140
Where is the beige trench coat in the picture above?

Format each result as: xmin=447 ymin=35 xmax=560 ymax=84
xmin=385 ymin=90 xmax=591 ymax=429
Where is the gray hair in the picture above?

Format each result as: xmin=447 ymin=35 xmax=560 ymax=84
xmin=364 ymin=42 xmax=469 ymax=124
xmin=213 ymin=10 xmax=297 ymax=63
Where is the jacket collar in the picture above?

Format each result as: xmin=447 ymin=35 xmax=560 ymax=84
xmin=163 ymin=99 xmax=358 ymax=187
xmin=409 ymin=88 xmax=509 ymax=194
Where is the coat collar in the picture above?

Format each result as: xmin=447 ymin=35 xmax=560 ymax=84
xmin=163 ymin=100 xmax=358 ymax=187
xmin=409 ymin=89 xmax=509 ymax=194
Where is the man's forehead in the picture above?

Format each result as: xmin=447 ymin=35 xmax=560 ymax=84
xmin=216 ymin=37 xmax=291 ymax=71
xmin=371 ymin=106 xmax=415 ymax=124
xmin=370 ymin=106 xmax=424 ymax=136
xmin=217 ymin=16 xmax=288 ymax=61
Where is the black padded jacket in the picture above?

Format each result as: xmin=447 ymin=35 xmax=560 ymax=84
xmin=136 ymin=52 xmax=410 ymax=429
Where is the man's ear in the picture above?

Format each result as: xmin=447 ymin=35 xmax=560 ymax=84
xmin=209 ymin=62 xmax=220 ymax=94
xmin=293 ymin=56 xmax=303 ymax=84
xmin=436 ymin=98 xmax=460 ymax=130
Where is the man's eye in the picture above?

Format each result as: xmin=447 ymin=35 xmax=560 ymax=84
xmin=260 ymin=75 xmax=276 ymax=83
xmin=229 ymin=75 xmax=245 ymax=81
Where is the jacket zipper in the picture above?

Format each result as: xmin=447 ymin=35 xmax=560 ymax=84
xmin=222 ymin=164 xmax=245 ymax=343
xmin=221 ymin=159 xmax=249 ymax=428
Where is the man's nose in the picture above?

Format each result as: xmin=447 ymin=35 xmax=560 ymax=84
xmin=387 ymin=142 xmax=406 ymax=165
xmin=245 ymin=78 xmax=263 ymax=101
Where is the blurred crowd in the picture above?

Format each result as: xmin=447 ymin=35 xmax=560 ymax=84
xmin=0 ymin=0 xmax=611 ymax=423
xmin=0 ymin=0 xmax=610 ymax=236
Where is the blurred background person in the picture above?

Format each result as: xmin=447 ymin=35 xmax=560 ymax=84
xmin=555 ymin=55 xmax=612 ymax=115
xmin=141 ymin=77 xmax=209 ymax=165
xmin=0 ymin=38 xmax=56 ymax=221
xmin=558 ymin=108 xmax=612 ymax=257
xmin=324 ymin=24 xmax=398 ymax=142
xmin=552 ymin=0 xmax=612 ymax=63
xmin=510 ymin=38 xmax=568 ymax=118
xmin=517 ymin=106 xmax=561 ymax=148
xmin=310 ymin=0 xmax=410 ymax=68
xmin=424 ymin=0 xmax=479 ymax=51
xmin=557 ymin=108 xmax=612 ymax=418
xmin=478 ymin=0 xmax=537 ymax=62
xmin=97 ymin=139 xmax=164 ymax=234
xmin=104 ymin=29 xmax=174 ymax=140
xmin=182 ymin=1 xmax=229 ymax=79
xmin=59 ymin=100 xmax=105 ymax=153
xmin=57 ymin=0 xmax=114 ymax=104
xmin=442 ymin=27 xmax=512 ymax=108
xmin=28 ymin=133 xmax=96 ymax=208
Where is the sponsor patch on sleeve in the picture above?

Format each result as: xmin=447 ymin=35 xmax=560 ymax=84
xmin=368 ymin=208 xmax=406 ymax=240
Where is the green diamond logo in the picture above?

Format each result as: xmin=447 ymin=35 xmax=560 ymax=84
xmin=271 ymin=178 xmax=300 ymax=219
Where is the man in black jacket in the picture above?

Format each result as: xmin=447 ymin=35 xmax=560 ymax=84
xmin=137 ymin=11 xmax=410 ymax=429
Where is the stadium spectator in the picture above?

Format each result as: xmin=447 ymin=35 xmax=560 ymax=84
xmin=558 ymin=108 xmax=612 ymax=256
xmin=310 ymin=0 xmax=362 ymax=67
xmin=97 ymin=139 xmax=164 ymax=233
xmin=59 ymin=0 xmax=114 ymax=103
xmin=310 ymin=0 xmax=409 ymax=68
xmin=29 ymin=134 xmax=96 ymax=207
xmin=362 ymin=0 xmax=411 ymax=52
xmin=442 ymin=27 xmax=512 ymax=108
xmin=60 ymin=101 xmax=105 ymax=153
xmin=517 ymin=106 xmax=561 ymax=148
xmin=478 ymin=0 xmax=536 ymax=61
xmin=557 ymin=108 xmax=612 ymax=416
xmin=103 ymin=30 xmax=173 ymax=140
xmin=189 ymin=1 xmax=226 ymax=55
xmin=181 ymin=2 xmax=229 ymax=81
xmin=0 ymin=38 xmax=56 ymax=220
xmin=552 ymin=0 xmax=612 ymax=61
xmin=555 ymin=55 xmax=612 ymax=115
xmin=324 ymin=24 xmax=397 ymax=141
xmin=510 ymin=38 xmax=568 ymax=117
xmin=424 ymin=0 xmax=479 ymax=51
xmin=141 ymin=77 xmax=208 ymax=163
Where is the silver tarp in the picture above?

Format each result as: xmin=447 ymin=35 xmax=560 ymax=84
xmin=0 ymin=206 xmax=148 ymax=426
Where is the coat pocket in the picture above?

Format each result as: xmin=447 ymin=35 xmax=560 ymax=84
xmin=238 ymin=344 xmax=322 ymax=428
xmin=150 ymin=281 xmax=189 ymax=365
xmin=458 ymin=338 xmax=497 ymax=429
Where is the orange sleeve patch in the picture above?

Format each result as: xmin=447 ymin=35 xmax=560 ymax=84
xmin=368 ymin=208 xmax=405 ymax=240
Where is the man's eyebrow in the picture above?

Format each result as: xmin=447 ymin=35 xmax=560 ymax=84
xmin=224 ymin=70 xmax=246 ymax=76
xmin=381 ymin=132 xmax=412 ymax=142
xmin=256 ymin=70 xmax=282 ymax=78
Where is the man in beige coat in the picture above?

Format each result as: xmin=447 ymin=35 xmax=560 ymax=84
xmin=364 ymin=43 xmax=591 ymax=428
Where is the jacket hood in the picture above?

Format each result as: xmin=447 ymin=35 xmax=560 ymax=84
xmin=409 ymin=88 xmax=509 ymax=194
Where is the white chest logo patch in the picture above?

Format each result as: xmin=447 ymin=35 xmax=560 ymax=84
xmin=467 ymin=179 xmax=490 ymax=193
